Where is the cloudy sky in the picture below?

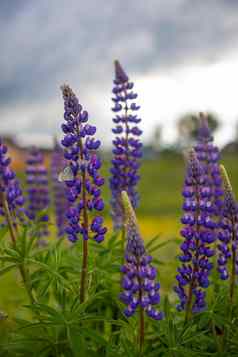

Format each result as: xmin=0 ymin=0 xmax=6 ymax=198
xmin=1 ymin=0 xmax=238 ymax=148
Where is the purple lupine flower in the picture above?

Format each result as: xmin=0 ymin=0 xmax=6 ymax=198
xmin=194 ymin=113 xmax=223 ymax=216
xmin=25 ymin=147 xmax=49 ymax=238
xmin=60 ymin=84 xmax=107 ymax=244
xmin=174 ymin=150 xmax=216 ymax=315
xmin=51 ymin=141 xmax=68 ymax=238
xmin=0 ymin=138 xmax=25 ymax=223
xmin=110 ymin=60 xmax=142 ymax=230
xmin=217 ymin=165 xmax=238 ymax=284
xmin=120 ymin=191 xmax=163 ymax=320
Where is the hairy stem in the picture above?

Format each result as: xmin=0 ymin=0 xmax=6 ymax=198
xmin=80 ymin=237 xmax=88 ymax=303
xmin=185 ymin=284 xmax=193 ymax=323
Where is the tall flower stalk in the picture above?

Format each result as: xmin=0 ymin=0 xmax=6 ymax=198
xmin=175 ymin=150 xmax=216 ymax=321
xmin=110 ymin=60 xmax=142 ymax=230
xmin=194 ymin=112 xmax=223 ymax=218
xmin=25 ymin=147 xmax=49 ymax=242
xmin=120 ymin=191 xmax=163 ymax=352
xmin=61 ymin=84 xmax=106 ymax=303
xmin=0 ymin=138 xmax=35 ymax=303
xmin=51 ymin=141 xmax=68 ymax=238
xmin=217 ymin=165 xmax=238 ymax=304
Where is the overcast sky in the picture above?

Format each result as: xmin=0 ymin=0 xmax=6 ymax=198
xmin=1 ymin=0 xmax=238 ymax=148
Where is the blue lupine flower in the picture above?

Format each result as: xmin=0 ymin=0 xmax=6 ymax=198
xmin=194 ymin=113 xmax=223 ymax=216
xmin=110 ymin=60 xmax=142 ymax=230
xmin=120 ymin=191 xmax=163 ymax=320
xmin=51 ymin=141 xmax=69 ymax=238
xmin=60 ymin=84 xmax=107 ymax=243
xmin=175 ymin=149 xmax=215 ymax=313
xmin=0 ymin=138 xmax=25 ymax=223
xmin=217 ymin=165 xmax=238 ymax=281
xmin=25 ymin=147 xmax=49 ymax=239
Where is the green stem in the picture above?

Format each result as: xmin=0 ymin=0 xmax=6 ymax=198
xmin=185 ymin=283 xmax=193 ymax=324
xmin=139 ymin=306 xmax=145 ymax=354
xmin=80 ymin=238 xmax=88 ymax=303
xmin=1 ymin=192 xmax=36 ymax=304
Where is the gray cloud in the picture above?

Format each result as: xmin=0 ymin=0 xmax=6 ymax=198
xmin=1 ymin=0 xmax=238 ymax=144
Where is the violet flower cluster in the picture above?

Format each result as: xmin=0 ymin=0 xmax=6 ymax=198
xmin=0 ymin=138 xmax=24 ymax=222
xmin=174 ymin=150 xmax=215 ymax=313
xmin=25 ymin=147 xmax=49 ymax=237
xmin=61 ymin=84 xmax=107 ymax=243
xmin=217 ymin=165 xmax=238 ymax=280
xmin=120 ymin=191 xmax=163 ymax=320
xmin=51 ymin=141 xmax=68 ymax=238
xmin=194 ymin=113 xmax=223 ymax=216
xmin=110 ymin=60 xmax=142 ymax=230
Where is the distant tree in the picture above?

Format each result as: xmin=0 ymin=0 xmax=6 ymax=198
xmin=177 ymin=112 xmax=219 ymax=146
xmin=152 ymin=125 xmax=162 ymax=154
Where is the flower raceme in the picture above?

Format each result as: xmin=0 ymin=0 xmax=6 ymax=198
xmin=120 ymin=191 xmax=163 ymax=320
xmin=60 ymin=84 xmax=107 ymax=243
xmin=51 ymin=141 xmax=68 ymax=238
xmin=194 ymin=113 xmax=223 ymax=217
xmin=25 ymin=147 xmax=49 ymax=239
xmin=175 ymin=149 xmax=216 ymax=315
xmin=217 ymin=165 xmax=238 ymax=300
xmin=0 ymin=138 xmax=25 ymax=223
xmin=110 ymin=60 xmax=142 ymax=230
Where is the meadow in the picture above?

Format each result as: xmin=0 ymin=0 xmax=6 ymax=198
xmin=1 ymin=152 xmax=238 ymax=355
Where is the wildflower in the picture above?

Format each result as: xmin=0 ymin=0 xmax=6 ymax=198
xmin=110 ymin=61 xmax=142 ymax=230
xmin=194 ymin=113 xmax=223 ymax=216
xmin=175 ymin=150 xmax=215 ymax=317
xmin=120 ymin=191 xmax=163 ymax=320
xmin=51 ymin=141 xmax=68 ymax=238
xmin=60 ymin=84 xmax=107 ymax=244
xmin=217 ymin=165 xmax=238 ymax=302
xmin=61 ymin=84 xmax=107 ymax=303
xmin=25 ymin=147 xmax=49 ymax=238
xmin=0 ymin=138 xmax=25 ymax=223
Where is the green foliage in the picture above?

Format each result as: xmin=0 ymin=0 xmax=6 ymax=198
xmin=0 ymin=221 xmax=238 ymax=356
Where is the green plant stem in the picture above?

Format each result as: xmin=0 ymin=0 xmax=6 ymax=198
xmin=80 ymin=238 xmax=88 ymax=303
xmin=1 ymin=192 xmax=35 ymax=304
xmin=185 ymin=283 xmax=193 ymax=323
xmin=211 ymin=319 xmax=223 ymax=353
xmin=139 ymin=306 xmax=145 ymax=354
xmin=1 ymin=192 xmax=16 ymax=246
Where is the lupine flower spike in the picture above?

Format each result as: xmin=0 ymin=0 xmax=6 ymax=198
xmin=25 ymin=147 xmax=49 ymax=242
xmin=120 ymin=191 xmax=162 ymax=351
xmin=0 ymin=138 xmax=36 ymax=304
xmin=0 ymin=138 xmax=25 ymax=242
xmin=51 ymin=141 xmax=68 ymax=238
xmin=60 ymin=84 xmax=107 ymax=303
xmin=110 ymin=61 xmax=142 ymax=230
xmin=194 ymin=112 xmax=223 ymax=217
xmin=218 ymin=165 xmax=238 ymax=304
xmin=175 ymin=149 xmax=216 ymax=321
